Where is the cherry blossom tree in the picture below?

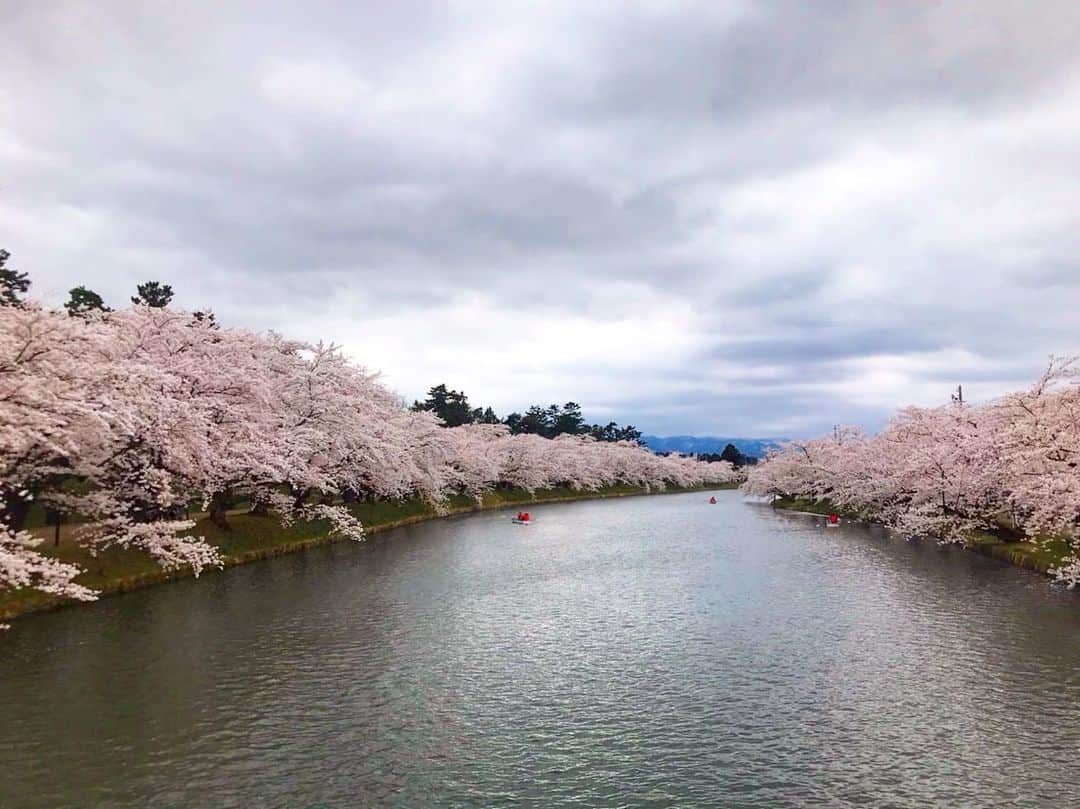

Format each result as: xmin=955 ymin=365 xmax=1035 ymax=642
xmin=1 ymin=297 xmax=743 ymax=606
xmin=1 ymin=520 xmax=96 ymax=622
xmin=744 ymin=357 xmax=1080 ymax=587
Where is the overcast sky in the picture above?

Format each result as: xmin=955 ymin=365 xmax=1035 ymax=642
xmin=2 ymin=1 xmax=1078 ymax=437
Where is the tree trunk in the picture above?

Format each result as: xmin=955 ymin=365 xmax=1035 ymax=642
xmin=3 ymin=491 xmax=32 ymax=533
xmin=249 ymin=501 xmax=269 ymax=516
xmin=209 ymin=493 xmax=231 ymax=531
xmin=292 ymin=486 xmax=311 ymax=510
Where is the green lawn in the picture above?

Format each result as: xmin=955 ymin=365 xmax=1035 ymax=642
xmin=2 ymin=483 xmax=727 ymax=621
xmin=770 ymin=495 xmax=842 ymax=516
xmin=964 ymin=530 xmax=1075 ymax=574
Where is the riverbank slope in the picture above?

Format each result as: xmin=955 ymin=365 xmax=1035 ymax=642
xmin=3 ymin=483 xmax=733 ymax=622
xmin=769 ymin=496 xmax=1075 ymax=577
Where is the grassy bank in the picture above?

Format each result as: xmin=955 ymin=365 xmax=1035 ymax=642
xmin=2 ymin=483 xmax=735 ymax=622
xmin=769 ymin=496 xmax=1075 ymax=577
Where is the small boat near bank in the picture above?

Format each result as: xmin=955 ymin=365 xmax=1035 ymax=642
xmin=512 ymin=511 xmax=532 ymax=525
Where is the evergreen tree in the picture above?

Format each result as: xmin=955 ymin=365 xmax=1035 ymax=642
xmin=0 ymin=249 xmax=30 ymax=307
xmin=719 ymin=443 xmax=746 ymax=467
xmin=553 ymin=401 xmax=586 ymax=435
xmin=473 ymin=406 xmax=500 ymax=424
xmin=193 ymin=310 xmax=218 ymax=328
xmin=131 ymin=280 xmax=174 ymax=308
xmin=588 ymin=421 xmax=619 ymax=442
xmin=517 ymin=405 xmax=553 ymax=436
xmin=413 ymin=383 xmax=474 ymax=427
xmin=64 ymin=286 xmax=110 ymax=316
xmin=415 ymin=383 xmax=642 ymax=443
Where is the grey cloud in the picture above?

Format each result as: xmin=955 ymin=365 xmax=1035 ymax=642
xmin=703 ymin=329 xmax=948 ymax=364
xmin=1012 ymin=263 xmax=1080 ymax=289
xmin=548 ymin=1 xmax=1080 ymax=124
xmin=723 ymin=272 xmax=831 ymax=307
xmin=1 ymin=0 xmax=1078 ymax=437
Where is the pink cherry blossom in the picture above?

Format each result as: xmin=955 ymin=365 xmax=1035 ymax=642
xmin=744 ymin=356 xmax=1080 ymax=587
xmin=1 ymin=300 xmax=740 ymax=604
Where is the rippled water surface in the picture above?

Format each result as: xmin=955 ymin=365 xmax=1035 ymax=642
xmin=1 ymin=491 xmax=1078 ymax=807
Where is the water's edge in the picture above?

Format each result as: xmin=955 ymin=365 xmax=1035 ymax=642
xmin=3 ymin=484 xmax=735 ymax=622
xmin=768 ymin=497 xmax=1064 ymax=580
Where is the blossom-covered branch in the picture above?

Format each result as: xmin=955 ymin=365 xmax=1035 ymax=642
xmin=743 ymin=357 xmax=1080 ymax=587
xmin=1 ymin=301 xmax=739 ymax=601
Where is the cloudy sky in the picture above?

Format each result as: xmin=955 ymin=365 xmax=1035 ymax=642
xmin=2 ymin=1 xmax=1078 ymax=437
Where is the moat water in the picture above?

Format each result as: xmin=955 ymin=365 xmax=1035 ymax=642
xmin=2 ymin=491 xmax=1078 ymax=807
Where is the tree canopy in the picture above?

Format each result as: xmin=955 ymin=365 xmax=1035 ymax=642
xmin=0 ymin=259 xmax=182 ymax=314
xmin=697 ymin=443 xmax=755 ymax=468
xmin=743 ymin=359 xmax=1080 ymax=587
xmin=64 ymin=286 xmax=110 ymax=316
xmin=411 ymin=384 xmax=477 ymax=427
xmin=0 ymin=250 xmax=30 ymax=308
xmin=1 ymin=302 xmax=739 ymax=602
xmin=131 ymin=280 xmax=174 ymax=308
xmin=416 ymin=385 xmax=641 ymax=443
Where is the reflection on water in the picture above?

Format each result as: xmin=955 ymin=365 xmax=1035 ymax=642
xmin=1 ymin=491 xmax=1077 ymax=807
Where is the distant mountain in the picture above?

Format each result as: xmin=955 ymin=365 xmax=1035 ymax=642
xmin=641 ymin=435 xmax=784 ymax=458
